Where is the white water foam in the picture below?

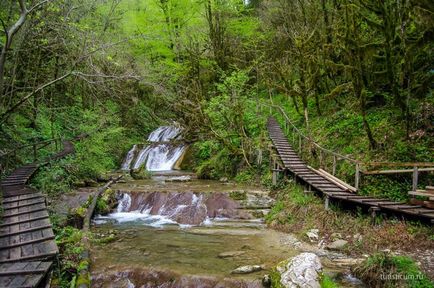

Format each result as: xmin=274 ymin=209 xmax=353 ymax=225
xmin=94 ymin=211 xmax=178 ymax=228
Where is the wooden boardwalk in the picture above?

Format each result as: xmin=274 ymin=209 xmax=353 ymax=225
xmin=0 ymin=141 xmax=74 ymax=287
xmin=267 ymin=117 xmax=434 ymax=224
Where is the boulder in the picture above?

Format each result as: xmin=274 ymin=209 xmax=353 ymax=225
xmin=326 ymin=239 xmax=348 ymax=251
xmin=278 ymin=252 xmax=322 ymax=288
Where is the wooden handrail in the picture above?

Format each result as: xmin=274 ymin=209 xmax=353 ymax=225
xmin=263 ymin=101 xmax=434 ymax=170
xmin=263 ymin=103 xmax=359 ymax=163
xmin=0 ymin=138 xmax=61 ymax=158
xmin=363 ymin=162 xmax=434 ymax=168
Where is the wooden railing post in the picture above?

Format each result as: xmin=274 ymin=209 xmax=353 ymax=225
xmin=355 ymin=163 xmax=360 ymax=190
xmin=319 ymin=150 xmax=323 ymax=168
xmin=33 ymin=144 xmax=37 ymax=162
xmin=332 ymin=155 xmax=337 ymax=175
xmin=272 ymin=157 xmax=277 ymax=185
xmin=298 ymin=134 xmax=302 ymax=154
xmin=412 ymin=166 xmax=418 ymax=191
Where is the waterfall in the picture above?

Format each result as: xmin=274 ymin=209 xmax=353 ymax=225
xmin=117 ymin=193 xmax=132 ymax=212
xmin=121 ymin=144 xmax=137 ymax=171
xmin=122 ymin=126 xmax=186 ymax=171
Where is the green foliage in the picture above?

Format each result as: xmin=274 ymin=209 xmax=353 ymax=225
xmin=53 ymin=226 xmax=86 ymax=287
xmin=95 ymin=188 xmax=117 ymax=215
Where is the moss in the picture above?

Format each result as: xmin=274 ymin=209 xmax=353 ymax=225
xmin=76 ymin=271 xmax=91 ymax=287
xmin=320 ymin=274 xmax=339 ymax=288
xmin=92 ymin=233 xmax=117 ymax=244
xmin=229 ymin=190 xmax=247 ymax=200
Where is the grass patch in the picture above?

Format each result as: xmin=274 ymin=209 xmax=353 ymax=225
xmin=353 ymin=253 xmax=434 ymax=288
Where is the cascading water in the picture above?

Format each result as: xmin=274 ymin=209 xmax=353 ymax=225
xmin=121 ymin=126 xmax=186 ymax=171
xmin=94 ymin=191 xmax=255 ymax=227
xmin=121 ymin=144 xmax=137 ymax=170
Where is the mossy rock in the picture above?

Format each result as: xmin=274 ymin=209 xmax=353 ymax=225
xmin=131 ymin=167 xmax=151 ymax=179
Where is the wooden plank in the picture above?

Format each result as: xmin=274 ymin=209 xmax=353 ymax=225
xmin=0 ymin=216 xmax=49 ymax=228
xmin=0 ymin=251 xmax=57 ymax=263
xmin=0 ymin=261 xmax=51 ymax=275
xmin=408 ymin=191 xmax=434 ymax=200
xmin=2 ymin=194 xmax=44 ymax=204
xmin=3 ymin=200 xmax=46 ymax=211
xmin=0 ymin=224 xmax=52 ymax=238
xmin=317 ymin=168 xmax=357 ymax=193
xmin=2 ymin=206 xmax=46 ymax=218
xmin=0 ymin=235 xmax=55 ymax=250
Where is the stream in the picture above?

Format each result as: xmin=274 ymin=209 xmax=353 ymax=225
xmin=89 ymin=126 xmax=365 ymax=288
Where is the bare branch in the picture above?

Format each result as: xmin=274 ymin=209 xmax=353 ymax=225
xmin=28 ymin=0 xmax=51 ymax=13
xmin=0 ymin=72 xmax=72 ymax=123
xmin=0 ymin=0 xmax=51 ymax=96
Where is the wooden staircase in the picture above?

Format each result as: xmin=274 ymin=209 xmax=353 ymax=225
xmin=267 ymin=117 xmax=434 ymax=224
xmin=0 ymin=141 xmax=74 ymax=287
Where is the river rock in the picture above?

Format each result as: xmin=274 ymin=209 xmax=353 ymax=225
xmin=326 ymin=239 xmax=348 ymax=251
xmin=353 ymin=233 xmax=363 ymax=243
xmin=278 ymin=252 xmax=322 ymax=288
xmin=231 ymin=265 xmax=264 ymax=274
xmin=218 ymin=251 xmax=246 ymax=258
xmin=306 ymin=229 xmax=319 ymax=242
xmin=330 ymin=233 xmax=342 ymax=241
xmin=165 ymin=175 xmax=192 ymax=182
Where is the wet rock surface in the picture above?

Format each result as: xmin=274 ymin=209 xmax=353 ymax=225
xmin=92 ymin=267 xmax=263 ymax=288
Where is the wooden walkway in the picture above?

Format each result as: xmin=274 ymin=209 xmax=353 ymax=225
xmin=0 ymin=141 xmax=74 ymax=287
xmin=267 ymin=117 xmax=434 ymax=224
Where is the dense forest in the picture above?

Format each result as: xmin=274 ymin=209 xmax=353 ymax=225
xmin=1 ymin=0 xmax=433 ymax=183
xmin=0 ymin=0 xmax=433 ymax=287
